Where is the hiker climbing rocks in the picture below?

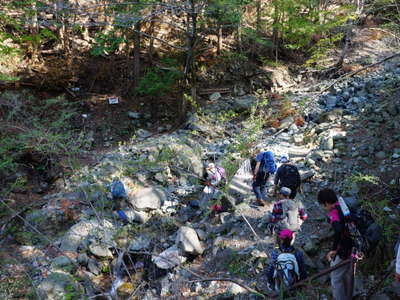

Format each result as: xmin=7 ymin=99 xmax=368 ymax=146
xmin=200 ymin=162 xmax=226 ymax=208
xmin=274 ymin=154 xmax=301 ymax=199
xmin=396 ymin=235 xmax=400 ymax=283
xmin=263 ymin=187 xmax=307 ymax=236
xmin=266 ymin=229 xmax=307 ymax=291
xmin=318 ymin=188 xmax=354 ymax=300
xmin=252 ymin=149 xmax=277 ymax=206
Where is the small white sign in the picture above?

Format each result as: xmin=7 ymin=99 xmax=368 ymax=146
xmin=108 ymin=97 xmax=119 ymax=104
xmin=82 ymin=114 xmax=88 ymax=118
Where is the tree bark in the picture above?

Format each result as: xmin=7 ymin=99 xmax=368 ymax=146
xmin=184 ymin=0 xmax=197 ymax=83
xmin=133 ymin=0 xmax=141 ymax=91
xmin=133 ymin=21 xmax=141 ymax=91
xmin=217 ymin=23 xmax=222 ymax=55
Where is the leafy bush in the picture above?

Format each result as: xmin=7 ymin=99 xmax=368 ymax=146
xmin=91 ymin=30 xmax=126 ymax=56
xmin=0 ymin=91 xmax=84 ymax=188
xmin=136 ymin=58 xmax=183 ymax=96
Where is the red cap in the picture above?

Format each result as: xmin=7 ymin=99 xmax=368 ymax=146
xmin=279 ymin=229 xmax=294 ymax=240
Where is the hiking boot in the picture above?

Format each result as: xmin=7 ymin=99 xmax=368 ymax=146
xmin=256 ymin=199 xmax=266 ymax=206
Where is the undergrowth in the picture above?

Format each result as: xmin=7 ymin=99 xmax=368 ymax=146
xmin=0 ymin=91 xmax=85 ymax=193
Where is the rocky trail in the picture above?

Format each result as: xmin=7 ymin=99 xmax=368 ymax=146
xmin=1 ymin=30 xmax=400 ymax=300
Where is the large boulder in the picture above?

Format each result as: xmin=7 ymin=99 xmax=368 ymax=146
xmin=60 ymin=219 xmax=115 ymax=252
xmin=175 ymin=226 xmax=204 ymax=255
xmin=128 ymin=186 xmax=167 ymax=211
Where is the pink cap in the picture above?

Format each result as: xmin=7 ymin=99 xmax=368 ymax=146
xmin=279 ymin=229 xmax=294 ymax=240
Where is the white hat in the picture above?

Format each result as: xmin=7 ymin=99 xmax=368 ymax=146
xmin=206 ymin=163 xmax=216 ymax=171
xmin=280 ymin=154 xmax=289 ymax=163
xmin=280 ymin=187 xmax=291 ymax=196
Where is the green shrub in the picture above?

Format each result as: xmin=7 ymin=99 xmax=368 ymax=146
xmin=0 ymin=91 xmax=84 ymax=189
xmin=136 ymin=58 xmax=183 ymax=97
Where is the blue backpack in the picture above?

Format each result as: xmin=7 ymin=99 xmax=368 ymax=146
xmin=111 ymin=179 xmax=127 ymax=198
xmin=261 ymin=151 xmax=277 ymax=174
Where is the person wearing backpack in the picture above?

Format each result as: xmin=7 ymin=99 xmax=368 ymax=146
xmin=263 ymin=187 xmax=308 ymax=236
xmin=395 ymin=235 xmax=400 ymax=283
xmin=274 ymin=154 xmax=301 ymax=199
xmin=200 ymin=162 xmax=226 ymax=208
xmin=252 ymin=149 xmax=277 ymax=206
xmin=266 ymin=229 xmax=307 ymax=291
xmin=318 ymin=188 xmax=354 ymax=300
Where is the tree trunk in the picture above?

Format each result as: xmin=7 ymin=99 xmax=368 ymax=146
xmin=184 ymin=0 xmax=197 ymax=83
xmin=272 ymin=0 xmax=280 ymax=60
xmin=217 ymin=23 xmax=222 ymax=55
xmin=148 ymin=7 xmax=157 ymax=64
xmin=133 ymin=21 xmax=141 ymax=91
xmin=256 ymin=0 xmax=262 ymax=33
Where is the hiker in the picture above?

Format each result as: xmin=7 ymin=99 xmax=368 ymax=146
xmin=396 ymin=236 xmax=400 ymax=283
xmin=200 ymin=162 xmax=225 ymax=208
xmin=318 ymin=188 xmax=354 ymax=300
xmin=274 ymin=153 xmax=301 ymax=199
xmin=264 ymin=187 xmax=307 ymax=236
xmin=252 ymin=149 xmax=277 ymax=206
xmin=266 ymin=229 xmax=307 ymax=291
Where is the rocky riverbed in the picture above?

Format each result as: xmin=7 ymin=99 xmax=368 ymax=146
xmin=2 ymin=55 xmax=400 ymax=299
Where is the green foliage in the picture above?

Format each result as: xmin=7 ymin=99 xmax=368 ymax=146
xmin=137 ymin=58 xmax=183 ymax=97
xmin=243 ymin=27 xmax=274 ymax=48
xmin=224 ymin=251 xmax=251 ymax=277
xmin=91 ymin=30 xmax=126 ymax=56
xmin=0 ymin=91 xmax=84 ymax=184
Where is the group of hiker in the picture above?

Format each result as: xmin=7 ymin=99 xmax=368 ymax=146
xmin=201 ymin=147 xmax=399 ymax=299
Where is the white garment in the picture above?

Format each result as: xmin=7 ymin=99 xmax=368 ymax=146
xmin=207 ymin=169 xmax=222 ymax=186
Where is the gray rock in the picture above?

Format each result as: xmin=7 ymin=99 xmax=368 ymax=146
xmin=60 ymin=219 xmax=115 ymax=252
xmin=279 ymin=116 xmax=294 ymax=129
xmin=136 ymin=129 xmax=152 ymax=139
xmin=87 ymin=259 xmax=101 ymax=275
xmin=227 ymin=282 xmax=246 ymax=295
xmin=89 ymin=243 xmax=113 ymax=258
xmin=50 ymin=256 xmax=75 ymax=272
xmin=38 ymin=272 xmax=83 ymax=300
xmin=152 ymin=245 xmax=184 ymax=269
xmin=375 ymin=151 xmax=386 ymax=160
xmin=232 ymin=95 xmax=257 ymax=111
xmin=326 ymin=96 xmax=338 ymax=108
xmin=209 ymin=92 xmax=221 ymax=101
xmin=127 ymin=112 xmax=140 ymax=119
xmin=176 ymin=226 xmax=204 ymax=255
xmin=129 ymin=235 xmax=151 ymax=251
xmin=77 ymin=253 xmax=89 ymax=266
xmin=129 ymin=186 xmax=167 ymax=211
xmin=322 ymin=136 xmax=334 ymax=150
xmin=288 ymin=147 xmax=310 ymax=157
xmin=300 ymin=170 xmax=315 ymax=181
xmin=122 ymin=209 xmax=150 ymax=224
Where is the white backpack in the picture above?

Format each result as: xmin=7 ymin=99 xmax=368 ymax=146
xmin=273 ymin=252 xmax=300 ymax=291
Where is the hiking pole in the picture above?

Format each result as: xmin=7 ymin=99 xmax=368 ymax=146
xmin=241 ymin=214 xmax=261 ymax=241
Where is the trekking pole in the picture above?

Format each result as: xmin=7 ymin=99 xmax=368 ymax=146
xmin=241 ymin=214 xmax=261 ymax=241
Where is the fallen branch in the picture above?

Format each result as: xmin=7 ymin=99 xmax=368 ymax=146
xmin=269 ymin=258 xmax=353 ymax=298
xmin=128 ymin=250 xmax=267 ymax=298
xmin=320 ymin=52 xmax=400 ymax=93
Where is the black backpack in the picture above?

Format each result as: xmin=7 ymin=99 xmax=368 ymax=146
xmin=279 ymin=164 xmax=300 ymax=187
xmin=339 ymin=197 xmax=382 ymax=256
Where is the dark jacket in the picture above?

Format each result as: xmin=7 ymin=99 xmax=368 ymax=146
xmin=274 ymin=163 xmax=301 ymax=188
xmin=328 ymin=203 xmax=354 ymax=259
